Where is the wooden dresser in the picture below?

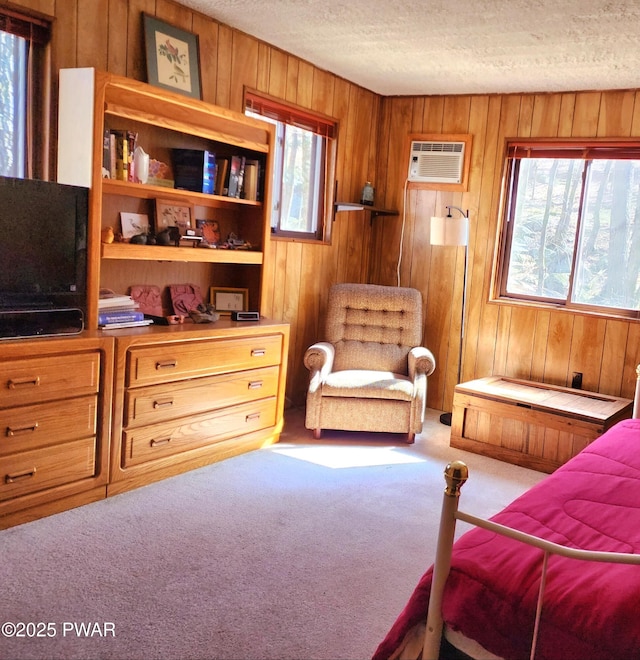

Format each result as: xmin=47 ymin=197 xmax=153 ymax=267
xmin=108 ymin=319 xmax=289 ymax=495
xmin=450 ymin=376 xmax=633 ymax=473
xmin=0 ymin=335 xmax=113 ymax=529
xmin=0 ymin=72 xmax=290 ymax=529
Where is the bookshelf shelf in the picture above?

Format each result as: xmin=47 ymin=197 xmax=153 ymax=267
xmin=101 ymin=242 xmax=263 ymax=264
xmin=334 ymin=201 xmax=398 ymax=223
xmin=102 ymin=178 xmax=262 ymax=208
xmin=334 ymin=201 xmax=397 ymax=216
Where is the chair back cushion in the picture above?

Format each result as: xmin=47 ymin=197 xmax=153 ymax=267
xmin=325 ymin=283 xmax=423 ymax=374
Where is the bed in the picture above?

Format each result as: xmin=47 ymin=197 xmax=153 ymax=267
xmin=372 ymin=374 xmax=640 ymax=660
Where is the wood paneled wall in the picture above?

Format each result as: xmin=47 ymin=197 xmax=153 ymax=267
xmin=13 ymin=0 xmax=640 ymax=412
xmin=375 ymin=91 xmax=640 ymax=412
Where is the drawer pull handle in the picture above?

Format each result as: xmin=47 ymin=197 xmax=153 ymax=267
xmin=153 ymin=399 xmax=174 ymax=409
xmin=6 ymin=423 xmax=39 ymax=437
xmin=155 ymin=360 xmax=177 ymax=370
xmin=150 ymin=437 xmax=172 ymax=447
xmin=8 ymin=376 xmax=41 ymax=389
xmin=251 ymin=349 xmax=266 ymax=357
xmin=246 ymin=412 xmax=261 ymax=422
xmin=5 ymin=467 xmax=36 ymax=484
xmin=248 ymin=381 xmax=263 ymax=389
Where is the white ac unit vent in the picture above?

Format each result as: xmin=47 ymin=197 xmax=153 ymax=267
xmin=408 ymin=140 xmax=466 ymax=184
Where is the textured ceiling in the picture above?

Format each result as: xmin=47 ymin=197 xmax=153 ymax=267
xmin=178 ymin=0 xmax=640 ymax=96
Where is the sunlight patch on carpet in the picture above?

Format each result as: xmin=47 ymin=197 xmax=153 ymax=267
xmin=271 ymin=444 xmax=426 ymax=468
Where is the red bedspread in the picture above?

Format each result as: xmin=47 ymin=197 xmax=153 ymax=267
xmin=373 ymin=419 xmax=640 ymax=660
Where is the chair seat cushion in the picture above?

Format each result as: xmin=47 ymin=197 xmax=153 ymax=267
xmin=322 ymin=370 xmax=414 ymax=401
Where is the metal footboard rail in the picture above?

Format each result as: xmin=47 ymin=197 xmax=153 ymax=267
xmin=422 ymin=460 xmax=640 ymax=660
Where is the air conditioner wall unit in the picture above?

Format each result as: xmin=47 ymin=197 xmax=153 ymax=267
xmin=408 ymin=139 xmax=466 ymax=184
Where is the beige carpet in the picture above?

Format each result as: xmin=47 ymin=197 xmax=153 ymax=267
xmin=0 ymin=407 xmax=544 ymax=660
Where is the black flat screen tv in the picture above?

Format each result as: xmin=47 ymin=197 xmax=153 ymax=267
xmin=0 ymin=176 xmax=88 ymax=319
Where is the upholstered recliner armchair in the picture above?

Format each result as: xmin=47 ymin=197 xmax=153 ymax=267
xmin=303 ymin=283 xmax=436 ymax=443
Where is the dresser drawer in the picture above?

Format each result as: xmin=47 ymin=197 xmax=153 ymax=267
xmin=124 ymin=366 xmax=280 ymax=428
xmin=126 ymin=334 xmax=283 ymax=387
xmin=0 ymin=437 xmax=96 ymax=501
xmin=0 ymin=395 xmax=97 ymax=456
xmin=122 ymin=397 xmax=277 ymax=467
xmin=0 ymin=353 xmax=100 ymax=408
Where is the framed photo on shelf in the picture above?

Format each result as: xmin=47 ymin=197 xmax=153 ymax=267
xmin=155 ymin=199 xmax=194 ymax=234
xmin=143 ymin=13 xmax=202 ymax=100
xmin=196 ymin=218 xmax=222 ymax=245
xmin=210 ymin=287 xmax=249 ymax=315
xmin=120 ymin=212 xmax=150 ymax=240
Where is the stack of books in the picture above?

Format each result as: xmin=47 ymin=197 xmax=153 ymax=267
xmin=98 ymin=292 xmax=153 ymax=330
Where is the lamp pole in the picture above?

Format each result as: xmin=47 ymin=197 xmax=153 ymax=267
xmin=430 ymin=205 xmax=469 ymax=426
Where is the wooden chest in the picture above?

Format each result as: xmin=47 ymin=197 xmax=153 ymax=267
xmin=450 ymin=376 xmax=633 ymax=473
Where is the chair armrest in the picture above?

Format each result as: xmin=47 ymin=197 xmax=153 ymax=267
xmin=409 ymin=346 xmax=436 ymax=378
xmin=304 ymin=342 xmax=335 ymax=395
xmin=304 ymin=342 xmax=335 ymax=375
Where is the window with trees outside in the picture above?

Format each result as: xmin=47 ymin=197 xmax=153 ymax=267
xmin=0 ymin=9 xmax=50 ymax=180
xmin=245 ymin=91 xmax=337 ymax=242
xmin=494 ymin=140 xmax=640 ymax=319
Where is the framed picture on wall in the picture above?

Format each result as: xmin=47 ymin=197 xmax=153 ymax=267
xmin=143 ymin=14 xmax=202 ymax=100
xmin=210 ymin=287 xmax=249 ymax=314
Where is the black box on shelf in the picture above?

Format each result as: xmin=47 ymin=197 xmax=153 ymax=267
xmin=171 ymin=149 xmax=217 ymax=194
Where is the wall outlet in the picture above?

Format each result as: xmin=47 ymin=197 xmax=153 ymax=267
xmin=571 ymin=372 xmax=583 ymax=389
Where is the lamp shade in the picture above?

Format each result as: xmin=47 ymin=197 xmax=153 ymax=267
xmin=430 ymin=215 xmax=469 ymax=246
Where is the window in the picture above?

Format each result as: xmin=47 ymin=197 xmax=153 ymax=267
xmin=245 ymin=91 xmax=337 ymax=241
xmin=0 ymin=9 xmax=50 ymax=179
xmin=495 ymin=140 xmax=640 ymax=318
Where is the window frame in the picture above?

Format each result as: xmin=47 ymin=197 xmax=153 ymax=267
xmin=492 ymin=138 xmax=640 ymax=320
xmin=0 ymin=7 xmax=51 ymax=180
xmin=244 ymin=89 xmax=338 ymax=243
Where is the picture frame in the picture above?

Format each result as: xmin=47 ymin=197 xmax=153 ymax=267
xmin=120 ymin=212 xmax=150 ymax=240
xmin=210 ymin=287 xmax=249 ymax=315
xmin=196 ymin=218 xmax=222 ymax=245
xmin=155 ymin=199 xmax=194 ymax=234
xmin=143 ymin=13 xmax=202 ymax=100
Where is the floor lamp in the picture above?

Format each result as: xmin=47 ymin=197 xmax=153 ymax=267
xmin=430 ymin=205 xmax=470 ymax=426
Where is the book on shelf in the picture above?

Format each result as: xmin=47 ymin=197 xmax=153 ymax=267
xmin=146 ymin=176 xmax=175 ymax=188
xmin=109 ymin=132 xmax=117 ymax=179
xmin=102 ymin=129 xmax=111 ymax=176
xmin=236 ymin=156 xmax=246 ymax=199
xmin=114 ymin=130 xmax=128 ymax=181
xmin=105 ymin=129 xmax=138 ymax=181
xmin=126 ymin=131 xmax=138 ymax=183
xmin=243 ymin=159 xmax=259 ymax=201
xmin=227 ymin=155 xmax=242 ymax=198
xmin=100 ymin=319 xmax=154 ymax=330
xmin=172 ymin=149 xmax=217 ymax=194
xmin=215 ymin=157 xmax=229 ymax=195
xmin=98 ymin=292 xmax=138 ymax=309
xmin=98 ymin=310 xmax=145 ymax=326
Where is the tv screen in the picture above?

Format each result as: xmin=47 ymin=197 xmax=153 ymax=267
xmin=0 ymin=176 xmax=88 ymax=313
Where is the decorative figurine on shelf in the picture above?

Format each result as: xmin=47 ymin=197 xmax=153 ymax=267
xmin=132 ymin=146 xmax=149 ymax=184
xmin=188 ymin=303 xmax=220 ymax=324
xmin=361 ymin=181 xmax=375 ymax=206
xmin=156 ymin=226 xmax=181 ymax=246
xmin=223 ymin=232 xmax=252 ymax=250
xmin=169 ymin=283 xmax=204 ymax=316
xmin=101 ymin=226 xmax=115 ymax=244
